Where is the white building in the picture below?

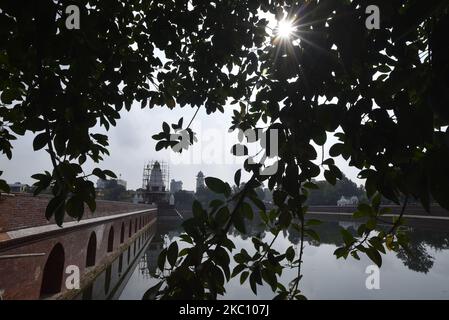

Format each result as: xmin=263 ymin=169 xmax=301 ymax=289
xmin=196 ymin=171 xmax=205 ymax=192
xmin=170 ymin=179 xmax=183 ymax=193
xmin=337 ymin=196 xmax=359 ymax=206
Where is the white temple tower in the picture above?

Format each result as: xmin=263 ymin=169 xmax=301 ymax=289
xmin=141 ymin=161 xmax=169 ymax=204
xmin=196 ymin=171 xmax=205 ymax=192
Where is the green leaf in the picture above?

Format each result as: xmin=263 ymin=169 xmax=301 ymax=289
xmin=179 ymin=234 xmax=193 ymax=244
xmin=162 ymin=122 xmax=170 ymax=133
xmin=157 ymin=249 xmax=167 ymax=271
xmin=142 ymin=281 xmax=163 ymax=300
xmin=240 ymin=202 xmax=254 ymax=220
xmin=192 ymin=200 xmax=205 ymax=221
xmin=376 ymin=65 xmax=391 ymax=73
xmin=214 ymin=246 xmax=230 ymax=270
xmin=249 ymin=272 xmax=258 ymax=295
xmin=329 ymin=165 xmax=343 ymax=180
xmin=233 ymin=212 xmax=246 ymax=234
xmin=273 ymin=190 xmax=287 ymax=206
xmin=366 ymin=247 xmax=382 ymax=267
xmin=329 ymin=143 xmax=344 ymax=157
xmin=366 ymin=218 xmax=377 ymax=230
xmin=358 ymin=203 xmax=374 ymax=215
xmin=340 ymin=228 xmax=355 ymax=246
xmin=303 ymin=182 xmax=319 ymax=190
xmin=33 ymin=132 xmax=48 ymax=151
xmin=209 ymin=199 xmax=224 ymax=209
xmin=324 ymin=170 xmax=336 ymax=185
xmin=215 ymin=206 xmax=230 ymax=227
xmin=155 ymin=140 xmax=166 ymax=151
xmin=305 ymin=229 xmax=320 ymax=242
xmin=0 ymin=179 xmax=10 ymax=193
xmin=205 ymin=177 xmax=227 ymax=194
xmin=232 ymin=264 xmax=246 ymax=277
xmin=312 ymin=131 xmax=327 ymax=146
xmin=350 ymin=251 xmax=360 ymax=260
xmin=84 ymin=196 xmax=96 ymax=213
xmin=286 ymin=246 xmax=295 ymax=262
xmin=240 ymin=271 xmax=249 ymax=284
xmin=372 ymin=193 xmax=382 ymax=212
xmin=45 ymin=196 xmax=65 ymax=221
xmin=249 ymin=194 xmax=266 ymax=212
xmin=103 ymin=170 xmax=117 ymax=178
xmin=261 ymin=269 xmax=277 ymax=292
xmin=234 ymin=169 xmax=241 ymax=187
xmin=92 ymin=168 xmax=106 ymax=180
xmin=369 ymin=237 xmax=386 ymax=254
xmin=66 ymin=195 xmax=84 ymax=220
xmin=166 ymin=96 xmax=176 ymax=108
xmin=334 ymin=247 xmax=349 ymax=259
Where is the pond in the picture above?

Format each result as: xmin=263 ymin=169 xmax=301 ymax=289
xmin=118 ymin=218 xmax=449 ymax=300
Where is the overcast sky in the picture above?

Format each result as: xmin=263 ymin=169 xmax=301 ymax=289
xmin=0 ymin=99 xmax=364 ymax=191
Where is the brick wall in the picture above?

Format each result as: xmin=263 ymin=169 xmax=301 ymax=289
xmin=0 ymin=210 xmax=156 ymax=299
xmin=0 ymin=193 xmax=155 ymax=233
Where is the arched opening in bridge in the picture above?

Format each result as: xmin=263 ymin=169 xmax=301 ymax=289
xmin=129 ymin=220 xmax=132 ymax=237
xmin=107 ymin=227 xmax=114 ymax=252
xmin=40 ymin=243 xmax=65 ymax=298
xmin=104 ymin=265 xmax=112 ymax=294
xmin=120 ymin=223 xmax=125 ymax=244
xmin=82 ymin=284 xmax=93 ymax=300
xmin=118 ymin=253 xmax=123 ymax=274
xmin=86 ymin=232 xmax=97 ymax=267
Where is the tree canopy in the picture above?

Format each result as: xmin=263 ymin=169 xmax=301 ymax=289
xmin=1 ymin=0 xmax=449 ymax=299
xmin=306 ymin=175 xmax=365 ymax=205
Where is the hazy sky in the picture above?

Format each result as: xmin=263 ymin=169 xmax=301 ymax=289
xmin=0 ymin=100 xmax=363 ymax=191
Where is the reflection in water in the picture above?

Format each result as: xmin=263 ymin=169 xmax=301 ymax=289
xmin=119 ymin=218 xmax=449 ymax=300
xmin=395 ymin=229 xmax=449 ymax=274
xmin=76 ymin=223 xmax=157 ymax=300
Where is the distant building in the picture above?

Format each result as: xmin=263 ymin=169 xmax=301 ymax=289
xmin=96 ymin=179 xmax=108 ymax=189
xmin=337 ymin=196 xmax=359 ymax=206
xmin=170 ymin=179 xmax=183 ymax=193
xmin=116 ymin=178 xmax=127 ymax=189
xmin=338 ymin=221 xmax=360 ymax=229
xmin=97 ymin=177 xmax=127 ymax=190
xmin=141 ymin=161 xmax=169 ymax=204
xmin=133 ymin=193 xmax=144 ymax=204
xmin=148 ymin=162 xmax=165 ymax=192
xmin=8 ymin=182 xmax=29 ymax=193
xmin=196 ymin=171 xmax=205 ymax=192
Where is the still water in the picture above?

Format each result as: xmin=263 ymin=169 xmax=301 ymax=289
xmin=118 ymin=218 xmax=449 ymax=300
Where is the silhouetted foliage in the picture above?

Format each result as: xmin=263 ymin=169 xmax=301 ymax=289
xmin=1 ymin=0 xmax=449 ymax=299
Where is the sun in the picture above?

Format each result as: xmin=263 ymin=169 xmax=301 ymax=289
xmin=276 ymin=19 xmax=295 ymax=39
